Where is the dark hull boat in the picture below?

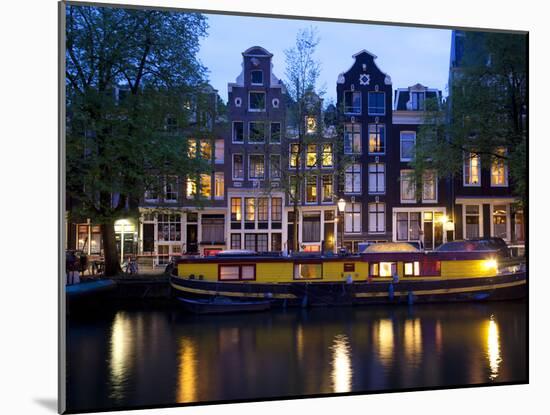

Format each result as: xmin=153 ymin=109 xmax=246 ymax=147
xmin=171 ymin=243 xmax=526 ymax=308
xmin=177 ymin=296 xmax=273 ymax=314
xmin=170 ymin=270 xmax=526 ymax=307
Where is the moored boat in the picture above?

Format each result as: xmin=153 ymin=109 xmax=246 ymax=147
xmin=170 ymin=243 xmax=526 ymax=307
xmin=177 ymin=296 xmax=273 ymax=314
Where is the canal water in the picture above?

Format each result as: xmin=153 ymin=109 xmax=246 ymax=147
xmin=66 ymin=301 xmax=527 ymax=412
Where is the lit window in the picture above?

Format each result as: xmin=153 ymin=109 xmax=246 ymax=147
xmin=344 ymin=91 xmax=361 ymax=114
xmin=368 ymin=124 xmax=385 ymax=154
xmin=249 ymin=92 xmax=265 ymax=111
xmin=321 ymin=175 xmax=333 ymax=203
xmin=464 ymin=153 xmax=480 ymax=186
xmin=187 ymin=139 xmax=197 ymax=158
xmin=307 ymin=144 xmax=317 ymax=168
xmin=368 ymin=163 xmax=385 ymax=194
xmin=290 ymin=144 xmax=300 ymax=168
xmin=232 ymin=154 xmax=244 ymax=180
xmin=231 ymin=198 xmax=241 ymax=221
xmin=345 ymin=202 xmax=361 ymax=233
xmin=306 ymin=176 xmax=317 ymax=203
xmin=322 ymin=144 xmax=333 ymax=167
xmin=294 ymin=263 xmax=322 ymax=279
xmin=306 ymin=116 xmax=317 ymax=134
xmin=249 ymin=122 xmax=265 ymax=143
xmin=400 ymin=170 xmax=416 ymax=202
xmin=200 ymin=174 xmax=211 ymax=198
xmin=400 ymin=132 xmax=416 ymax=161
xmin=245 ymin=198 xmax=255 ymax=222
xmin=200 ymin=140 xmax=212 ymax=160
xmin=368 ymin=92 xmax=385 ymax=115
xmin=344 ymin=123 xmax=361 ymax=154
xmin=404 ymin=262 xmax=421 ymax=277
xmin=422 ymin=170 xmax=437 ymax=202
xmin=249 ymin=155 xmax=265 ymax=179
xmin=214 ymin=172 xmax=224 ymax=200
xmin=368 ymin=202 xmax=385 ymax=233
xmin=258 ymin=198 xmax=269 ymax=222
xmin=186 ymin=178 xmax=197 ymax=198
xmin=493 ymin=205 xmax=508 ymax=240
xmin=491 ymin=148 xmax=508 ymax=187
xmin=345 ymin=163 xmax=361 ymax=194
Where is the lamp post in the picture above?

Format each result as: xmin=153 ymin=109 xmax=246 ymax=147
xmin=337 ymin=198 xmax=346 ymax=252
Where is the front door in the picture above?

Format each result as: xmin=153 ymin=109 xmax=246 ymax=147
xmin=186 ymin=224 xmax=198 ymax=254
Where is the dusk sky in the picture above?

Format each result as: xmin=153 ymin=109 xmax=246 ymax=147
xmin=198 ymin=13 xmax=453 ymax=104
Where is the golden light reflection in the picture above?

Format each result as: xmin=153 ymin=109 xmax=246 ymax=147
xmin=109 ymin=312 xmax=134 ymax=402
xmin=330 ymin=334 xmax=352 ymax=393
xmin=296 ymin=325 xmax=304 ymax=363
xmin=177 ymin=337 xmax=198 ymax=403
xmin=486 ymin=316 xmax=502 ymax=380
xmin=404 ymin=319 xmax=423 ymax=366
xmin=377 ymin=319 xmax=394 ymax=364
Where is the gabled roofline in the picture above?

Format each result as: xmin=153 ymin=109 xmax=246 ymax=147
xmin=337 ymin=49 xmax=391 ymax=85
xmin=242 ymin=46 xmax=273 ymax=58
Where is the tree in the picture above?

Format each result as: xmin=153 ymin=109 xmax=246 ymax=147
xmin=65 ymin=4 xmax=210 ymax=275
xmin=411 ymin=32 xmax=527 ymax=205
xmin=282 ymin=27 xmax=325 ymax=253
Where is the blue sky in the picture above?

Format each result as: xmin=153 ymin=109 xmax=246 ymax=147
xmin=198 ymin=13 xmax=452 ymax=104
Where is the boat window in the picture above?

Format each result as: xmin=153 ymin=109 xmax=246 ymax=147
xmin=344 ymin=263 xmax=355 ymax=272
xmin=241 ymin=265 xmax=255 ymax=280
xmin=294 ymin=263 xmax=322 ymax=279
xmin=220 ymin=266 xmax=240 ymax=280
xmin=370 ymin=262 xmax=396 ymax=277
xmin=219 ymin=264 xmax=256 ymax=281
xmin=421 ymin=260 xmax=441 ymax=276
xmin=404 ymin=261 xmax=421 ymax=277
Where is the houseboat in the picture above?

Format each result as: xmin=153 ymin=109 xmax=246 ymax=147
xmin=169 ymin=242 xmax=526 ymax=307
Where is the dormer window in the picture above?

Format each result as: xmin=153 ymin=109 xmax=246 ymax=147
xmin=410 ymin=91 xmax=425 ymax=111
xmin=251 ymin=70 xmax=263 ymax=85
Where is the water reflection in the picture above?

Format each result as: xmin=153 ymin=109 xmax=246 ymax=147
xmin=376 ymin=319 xmax=394 ymax=365
xmin=109 ymin=312 xmax=134 ymax=402
xmin=404 ymin=318 xmax=423 ymax=367
xmin=486 ymin=316 xmax=502 ymax=380
xmin=177 ymin=337 xmax=198 ymax=403
xmin=68 ymin=302 xmax=527 ymax=412
xmin=330 ymin=334 xmax=352 ymax=393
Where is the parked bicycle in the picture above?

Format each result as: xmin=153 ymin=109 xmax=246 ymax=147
xmin=122 ymin=256 xmax=139 ymax=275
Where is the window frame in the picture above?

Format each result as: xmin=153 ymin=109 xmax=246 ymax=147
xmin=344 ymin=90 xmax=362 ymax=115
xmin=248 ymin=91 xmax=266 ymax=112
xmin=491 ymin=149 xmax=509 ymax=187
xmin=344 ymin=163 xmax=362 ymax=194
xmin=368 ymin=91 xmax=386 ymax=115
xmin=344 ymin=123 xmax=362 ymax=155
xmin=368 ymin=202 xmax=386 ymax=234
xmin=250 ymin=70 xmax=263 ymax=86
xmin=344 ymin=202 xmax=362 ymax=234
xmin=270 ymin=122 xmax=282 ymax=144
xmin=421 ymin=170 xmax=438 ymax=203
xmin=293 ymin=262 xmax=323 ymax=280
xmin=218 ymin=264 xmax=256 ymax=281
xmin=214 ymin=172 xmax=224 ymax=200
xmin=232 ymin=121 xmax=244 ymax=143
xmin=232 ymin=154 xmax=244 ymax=181
xmin=368 ymin=123 xmax=386 ymax=155
xmin=400 ymin=131 xmax=416 ymax=162
xmin=305 ymin=175 xmax=318 ymax=204
xmin=400 ymin=170 xmax=416 ymax=203
xmin=368 ymin=163 xmax=385 ymax=195
xmin=463 ymin=152 xmax=481 ymax=187
xmin=248 ymin=121 xmax=266 ymax=144
xmin=248 ymin=154 xmax=265 ymax=180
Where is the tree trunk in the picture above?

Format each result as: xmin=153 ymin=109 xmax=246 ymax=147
xmin=292 ymin=202 xmax=299 ymax=253
xmin=102 ymin=218 xmax=121 ymax=276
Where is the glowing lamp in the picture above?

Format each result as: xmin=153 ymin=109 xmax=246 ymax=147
xmin=483 ymin=259 xmax=498 ymax=271
xmin=337 ymin=198 xmax=346 ymax=213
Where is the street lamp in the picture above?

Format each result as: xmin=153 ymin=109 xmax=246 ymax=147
xmin=337 ymin=198 xmax=346 ymax=252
